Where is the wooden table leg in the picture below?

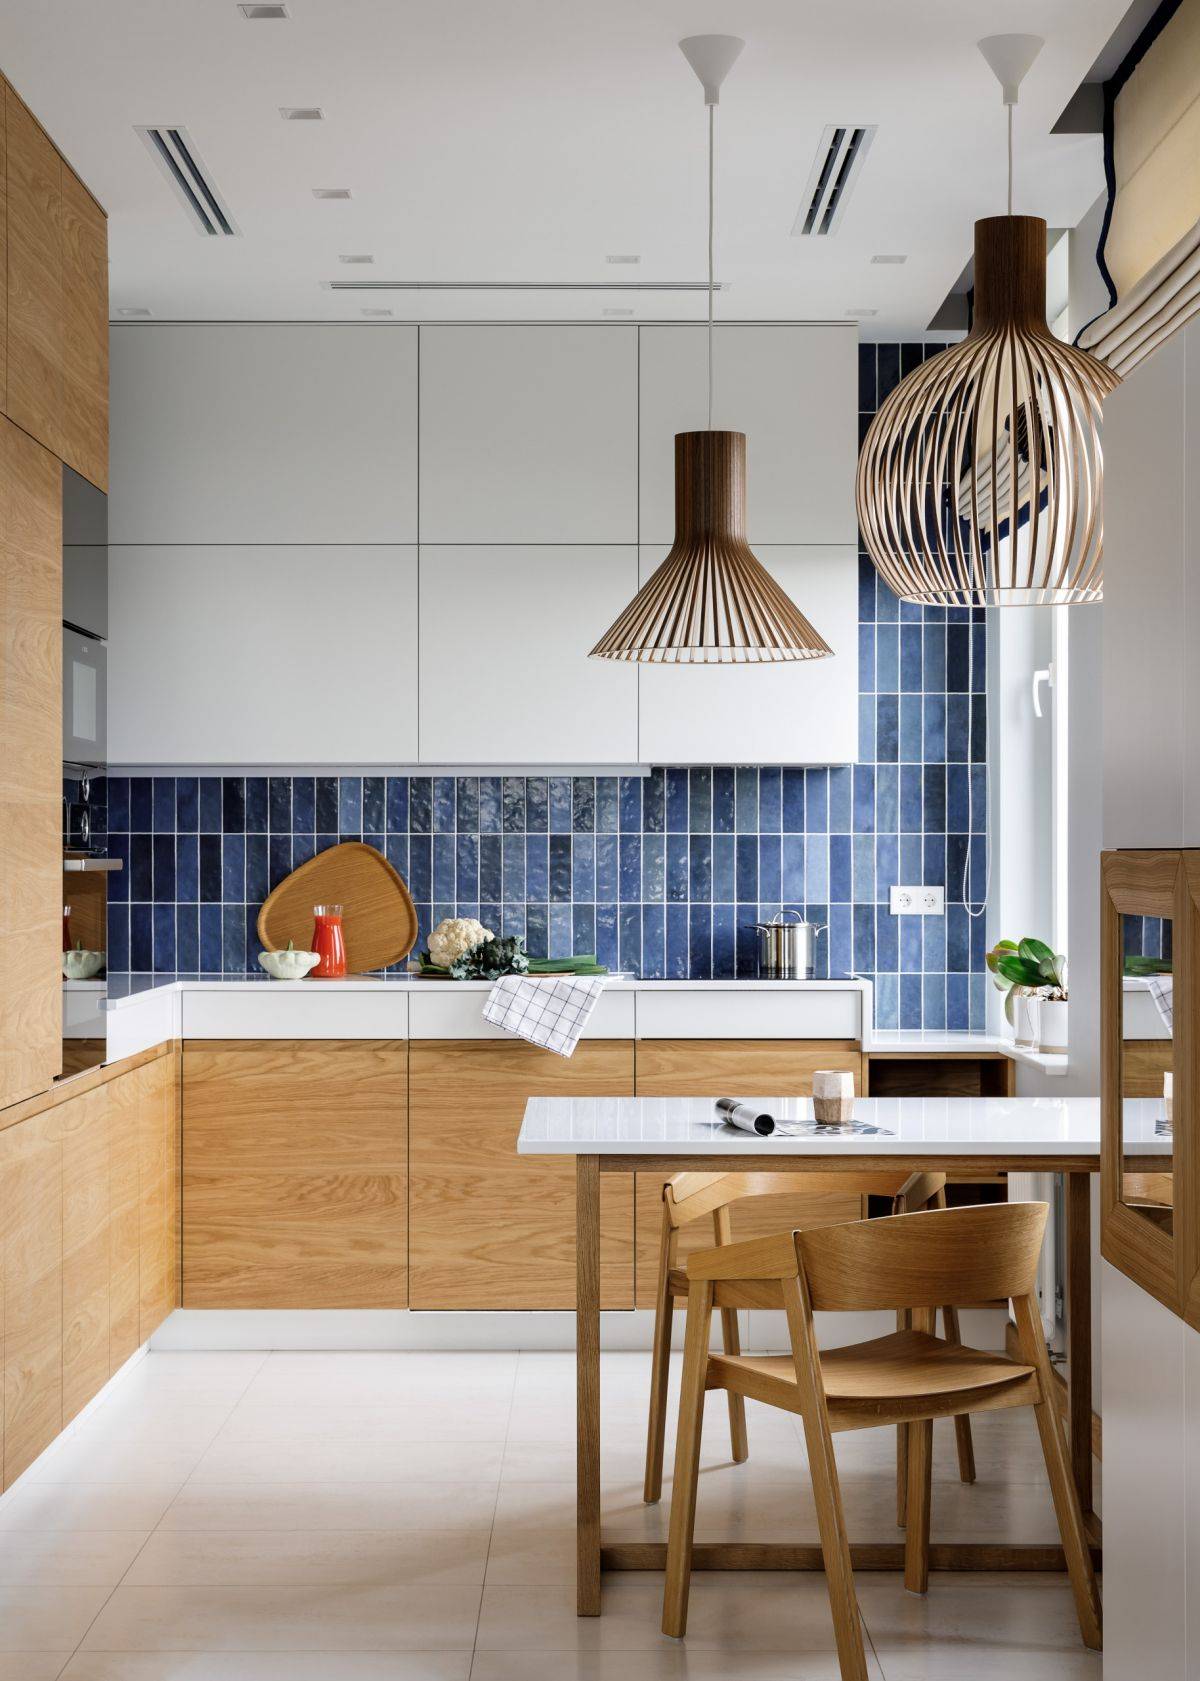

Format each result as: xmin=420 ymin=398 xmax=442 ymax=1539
xmin=577 ymin=1154 xmax=601 ymax=1615
xmin=1065 ymin=1172 xmax=1093 ymax=1516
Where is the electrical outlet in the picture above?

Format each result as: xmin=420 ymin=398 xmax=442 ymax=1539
xmin=889 ymin=884 xmax=945 ymax=915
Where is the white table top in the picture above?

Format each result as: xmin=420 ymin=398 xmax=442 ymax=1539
xmin=518 ymin=1094 xmax=1168 ymax=1159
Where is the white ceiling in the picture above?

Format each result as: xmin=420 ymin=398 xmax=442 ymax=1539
xmin=1 ymin=0 xmax=1129 ymax=334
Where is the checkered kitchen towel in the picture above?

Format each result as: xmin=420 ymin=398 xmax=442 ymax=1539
xmin=1148 ymin=973 xmax=1174 ymax=1032
xmin=483 ymin=974 xmax=606 ymax=1057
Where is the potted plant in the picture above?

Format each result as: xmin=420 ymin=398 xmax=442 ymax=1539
xmin=986 ymin=937 xmax=1068 ymax=1053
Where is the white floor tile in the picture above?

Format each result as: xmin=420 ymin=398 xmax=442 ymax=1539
xmin=0 ymin=1530 xmax=148 ymax=1587
xmin=126 ymin=1529 xmax=489 ymax=1587
xmin=0 ymin=1482 xmax=181 ymax=1532
xmin=854 ymin=1571 xmax=1098 ymax=1657
xmin=0 ymin=1657 xmax=69 ymax=1680
xmin=26 ymin=1435 xmax=209 ymax=1487
xmin=217 ymin=1401 xmax=514 ymax=1444
xmin=80 ymin=1583 xmax=483 ymax=1652
xmin=191 ymin=1436 xmax=505 ymax=1484
xmin=159 ymin=1480 xmax=499 ymax=1533
xmin=61 ymin=1659 xmax=470 ymax=1681
xmin=0 ymin=1586 xmax=113 ymax=1652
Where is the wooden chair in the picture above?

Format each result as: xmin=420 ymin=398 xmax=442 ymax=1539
xmin=644 ymin=1168 xmax=976 ymax=1505
xmin=662 ymin=1201 xmax=1101 ymax=1679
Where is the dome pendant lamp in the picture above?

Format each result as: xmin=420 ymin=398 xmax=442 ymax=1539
xmin=856 ymin=35 xmax=1120 ymax=608
xmin=590 ymin=36 xmax=831 ymax=664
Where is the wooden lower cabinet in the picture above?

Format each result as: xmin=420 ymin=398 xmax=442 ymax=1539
xmin=181 ymin=1041 xmax=407 ymax=1309
xmin=0 ymin=1043 xmax=177 ymax=1488
xmin=409 ymin=1039 xmax=635 ymax=1309
xmin=633 ymin=1038 xmax=865 ymax=1307
xmin=1122 ymin=1038 xmax=1172 ymax=1098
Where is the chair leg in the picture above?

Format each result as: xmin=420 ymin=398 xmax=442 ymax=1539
xmin=713 ymin=1205 xmax=750 ymax=1465
xmin=662 ymin=1280 xmax=713 ymax=1640
xmin=895 ymin=1309 xmax=910 ymax=1526
xmin=904 ymin=1418 xmax=933 ymax=1594
xmin=1014 ymin=1296 xmax=1102 ymax=1650
xmin=941 ymin=1305 xmax=977 ymax=1484
xmin=643 ymin=1214 xmax=677 ymax=1504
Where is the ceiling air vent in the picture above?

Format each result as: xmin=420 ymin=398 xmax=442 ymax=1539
xmin=136 ymin=126 xmax=239 ymax=236
xmin=792 ymin=124 xmax=877 ymax=236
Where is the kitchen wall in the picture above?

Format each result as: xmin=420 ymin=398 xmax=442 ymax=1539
xmin=101 ymin=338 xmax=987 ymax=1028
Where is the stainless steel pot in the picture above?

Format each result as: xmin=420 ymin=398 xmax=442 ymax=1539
xmin=752 ymin=911 xmax=826 ymax=979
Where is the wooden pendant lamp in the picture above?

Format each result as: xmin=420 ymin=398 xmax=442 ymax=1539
xmin=590 ymin=37 xmax=831 ymax=664
xmin=856 ymin=36 xmax=1120 ymax=608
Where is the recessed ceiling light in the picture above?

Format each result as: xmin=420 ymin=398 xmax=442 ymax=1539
xmin=871 ymin=253 xmax=907 ymax=265
xmin=605 ymin=254 xmax=640 ymax=264
xmin=845 ymin=307 xmax=878 ymax=317
xmin=117 ymin=306 xmax=153 ymax=317
xmin=361 ymin=307 xmax=393 ymax=317
xmin=238 ymin=3 xmax=288 ymax=16
xmin=338 ymin=254 xmax=374 ymax=264
xmin=312 ymin=187 xmax=353 ymax=200
xmin=280 ymin=107 xmax=324 ymax=121
xmin=603 ymin=308 xmax=634 ymax=316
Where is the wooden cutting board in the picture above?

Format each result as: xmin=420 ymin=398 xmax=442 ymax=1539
xmin=256 ymin=842 xmax=418 ymax=973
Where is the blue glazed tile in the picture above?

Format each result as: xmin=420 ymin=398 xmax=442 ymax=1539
xmin=758 ymin=835 xmax=782 ymax=901
xmin=381 ymin=776 xmax=406 ymax=834
xmin=712 ymin=832 xmax=736 ymax=902
xmin=595 ymin=833 xmax=618 ymax=901
xmin=130 ymin=903 xmax=153 ymax=971
xmin=858 ymin=553 xmax=876 ymax=623
xmin=267 ymin=777 xmax=291 ymax=833
xmin=478 ymin=835 xmax=503 ymax=903
xmin=451 ymin=776 xmax=475 ymax=833
xmin=108 ymin=834 xmax=130 ymax=902
xmin=852 ymin=834 xmax=874 ymax=903
xmin=641 ymin=833 xmax=664 ymax=901
xmin=876 ymin=905 xmax=898 ymax=970
xmin=433 ymin=834 xmax=456 ymax=903
xmin=875 ymin=834 xmax=899 ymax=903
xmin=923 ymin=695 xmax=946 ymax=763
xmin=153 ymin=778 xmax=176 ymax=833
xmin=641 ymin=904 xmax=665 ymax=978
xmin=316 ymin=776 xmax=340 ymax=833
xmin=573 ymin=902 xmax=596 ymax=955
xmin=503 ymin=777 xmax=526 ymax=833
xmin=805 ymin=834 xmax=828 ymax=903
xmin=945 ymin=694 xmax=970 ymax=762
xmin=572 ymin=777 xmax=595 ymax=832
xmin=900 ymin=915 xmax=922 ymax=973
xmin=293 ymin=832 xmax=315 ymax=868
xmin=108 ymin=903 xmax=129 ymax=971
xmin=852 ymin=766 xmax=875 ymax=833
xmin=408 ymin=834 xmax=431 ymax=903
xmin=782 ymin=768 xmax=805 ymax=832
xmin=875 ymin=971 xmax=899 ymax=1030
xmin=269 ymin=835 xmax=292 ymax=891
xmin=363 ymin=833 xmax=384 ymax=857
xmin=549 ymin=777 xmax=573 ymax=832
xmin=666 ymin=902 xmax=689 ymax=978
xmin=595 ymin=903 xmax=617 ymax=970
xmin=548 ymin=903 xmax=573 ymax=958
xmin=969 ymin=972 xmax=987 ymax=1030
xmin=199 ymin=835 xmax=221 ymax=902
xmin=130 ymin=777 xmax=153 ymax=830
xmin=176 ymin=834 xmax=198 ymax=903
xmin=456 ymin=834 xmax=479 ymax=901
xmin=898 ymin=694 xmax=922 ymax=762
xmin=525 ymin=834 xmax=548 ymax=900
xmin=878 ymin=342 xmax=900 ymax=400
xmin=130 ymin=834 xmax=153 ymax=901
xmin=642 ymin=769 xmax=665 ymax=832
xmin=501 ymin=903 xmax=527 ymax=941
xmin=899 ymin=765 xmax=923 ymax=833
xmin=946 ymin=903 xmax=970 ymax=971
xmin=619 ymin=776 xmax=642 ymax=833
xmin=107 ymin=776 xmax=129 ymax=831
xmin=853 ymin=903 xmax=875 ymax=973
xmin=829 ymin=834 xmax=852 ymax=903
xmin=595 ymin=776 xmax=619 ymax=833
xmin=689 ymin=835 xmax=712 ymax=902
xmin=859 ymin=622 xmax=876 ymax=687
xmin=526 ymin=902 xmax=549 ymax=959
xmin=876 ymin=695 xmax=899 ymax=762
xmin=666 ymin=769 xmax=689 ymax=832
xmin=782 ymin=834 xmax=805 ymax=900
xmin=875 ymin=577 xmax=899 ymax=623
xmin=712 ymin=767 xmax=735 ymax=833
xmin=923 ymin=974 xmax=946 ymax=1029
xmin=900 ymin=624 xmax=923 ymax=691
xmin=618 ymin=903 xmax=641 ymax=975
xmin=665 ymin=833 xmax=688 ymax=902
xmin=829 ymin=905 xmax=853 ymax=976
xmin=970 ymin=694 xmax=986 ymax=762
xmin=875 ymin=622 xmax=899 ymax=691
xmin=858 ymin=342 xmax=876 ymax=410
xmin=175 ymin=777 xmax=198 ymax=832
xmin=736 ymin=835 xmax=758 ymax=902
xmin=361 ymin=777 xmax=385 ymax=832
xmin=549 ymin=834 xmax=572 ymax=902
xmin=618 ymin=834 xmax=641 ymax=903
xmin=221 ymin=778 xmax=245 ymax=833
xmin=688 ymin=768 xmax=712 ymax=833
xmin=152 ymin=903 xmax=176 ymax=973
xmin=736 ymin=906 xmax=759 ymax=978
xmin=900 ymin=972 xmax=922 ymax=1030
xmin=433 ymin=777 xmax=456 ymax=833
xmin=900 ymin=341 xmax=924 ymax=377
xmin=923 ymin=765 xmax=946 ymax=833
xmin=735 ymin=768 xmax=758 ymax=833
xmin=293 ymin=777 xmax=315 ymax=832
xmin=804 ymin=769 xmax=828 ymax=832
xmin=222 ymin=905 xmax=246 ymax=974
xmin=900 ymin=597 xmax=923 ymax=624
xmin=758 ymin=768 xmax=781 ymax=833
xmin=923 ymin=624 xmax=947 ymax=692
xmin=246 ymin=835 xmax=268 ymax=903
xmin=689 ymin=905 xmax=712 ymax=978
xmin=574 ymin=833 xmax=597 ymax=901
xmin=521 ymin=773 xmax=544 ymax=833
xmin=712 ymin=903 xmax=735 ymax=978
xmin=477 ymin=777 xmax=501 ymax=833
xmin=200 ymin=906 xmax=222 ymax=972
xmin=923 ymin=911 xmax=946 ymax=974
xmin=222 ymin=834 xmax=245 ymax=902
xmin=946 ymin=971 xmax=969 ymax=1029
xmin=946 ymin=623 xmax=969 ymax=691
xmin=245 ymin=777 xmax=268 ymax=833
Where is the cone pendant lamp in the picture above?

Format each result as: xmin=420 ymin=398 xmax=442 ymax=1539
xmin=590 ymin=37 xmax=831 ymax=664
xmin=856 ymin=36 xmax=1120 ymax=607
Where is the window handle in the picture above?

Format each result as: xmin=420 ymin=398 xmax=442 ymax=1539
xmin=1032 ymin=664 xmax=1054 ymax=719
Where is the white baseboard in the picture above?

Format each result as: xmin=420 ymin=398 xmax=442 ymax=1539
xmin=150 ymin=1306 xmax=1009 ymax=1354
xmin=0 ymin=1341 xmax=151 ymax=1513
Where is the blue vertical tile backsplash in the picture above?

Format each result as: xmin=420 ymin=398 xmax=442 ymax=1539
xmin=96 ymin=343 xmax=987 ymax=1029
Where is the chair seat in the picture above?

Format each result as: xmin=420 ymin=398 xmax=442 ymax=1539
xmin=708 ymin=1330 xmax=1037 ymax=1426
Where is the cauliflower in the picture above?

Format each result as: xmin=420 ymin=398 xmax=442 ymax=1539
xmin=426 ymin=916 xmax=493 ymax=970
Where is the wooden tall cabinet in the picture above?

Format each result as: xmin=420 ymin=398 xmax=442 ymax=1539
xmin=0 ymin=417 xmax=62 ymax=1112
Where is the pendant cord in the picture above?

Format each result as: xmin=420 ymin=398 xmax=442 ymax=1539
xmin=707 ymin=101 xmax=715 ymax=430
xmin=963 ymin=606 xmax=992 ymax=922
xmin=1006 ymin=102 xmax=1013 ymax=216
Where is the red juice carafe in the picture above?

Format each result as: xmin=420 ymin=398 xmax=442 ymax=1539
xmin=63 ymin=906 xmax=73 ymax=952
xmin=311 ymin=904 xmax=347 ymax=977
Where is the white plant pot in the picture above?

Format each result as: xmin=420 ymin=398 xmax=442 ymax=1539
xmin=1038 ymin=998 xmax=1068 ymax=1055
xmin=1011 ymin=991 xmax=1041 ymax=1048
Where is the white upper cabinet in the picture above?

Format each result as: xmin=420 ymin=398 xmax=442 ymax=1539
xmin=108 ymin=546 xmax=418 ymax=765
xmin=418 ymin=546 xmax=638 ymax=762
xmin=109 ymin=325 xmax=418 ymax=544
xmin=639 ymin=326 xmax=858 ymax=546
xmin=636 ymin=546 xmax=859 ymax=765
xmin=419 ymin=326 xmax=638 ymax=543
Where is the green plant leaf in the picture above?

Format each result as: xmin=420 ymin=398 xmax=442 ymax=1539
xmin=1018 ymin=937 xmax=1055 ymax=968
xmin=995 ymin=953 xmax=1043 ymax=988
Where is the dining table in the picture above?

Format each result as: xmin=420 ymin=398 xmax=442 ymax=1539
xmin=516 ymin=1090 xmax=1161 ymax=1616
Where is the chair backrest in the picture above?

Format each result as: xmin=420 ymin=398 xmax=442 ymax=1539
xmin=667 ymin=1169 xmax=928 ymax=1227
xmin=795 ymin=1201 xmax=1048 ymax=1312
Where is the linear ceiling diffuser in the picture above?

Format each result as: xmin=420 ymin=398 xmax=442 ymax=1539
xmin=591 ymin=36 xmax=831 ymax=664
xmin=857 ymin=37 xmax=1120 ymax=607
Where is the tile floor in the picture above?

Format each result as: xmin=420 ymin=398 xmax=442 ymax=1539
xmin=0 ymin=1350 xmax=1101 ymax=1679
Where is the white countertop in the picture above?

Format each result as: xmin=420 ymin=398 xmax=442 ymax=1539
xmin=517 ymin=1093 xmax=1147 ymax=1158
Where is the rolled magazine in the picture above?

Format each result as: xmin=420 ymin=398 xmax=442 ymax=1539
xmin=714 ymin=1097 xmax=775 ymax=1136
